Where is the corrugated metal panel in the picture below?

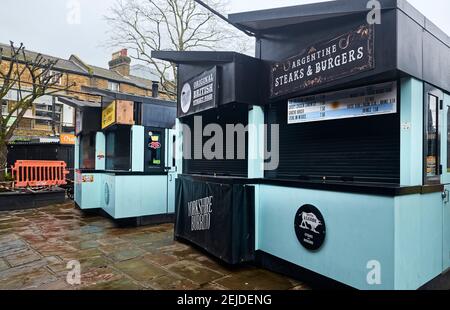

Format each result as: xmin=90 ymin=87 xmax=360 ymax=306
xmin=183 ymin=104 xmax=248 ymax=177
xmin=265 ymin=101 xmax=400 ymax=183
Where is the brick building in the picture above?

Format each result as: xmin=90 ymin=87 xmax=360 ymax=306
xmin=0 ymin=43 xmax=169 ymax=142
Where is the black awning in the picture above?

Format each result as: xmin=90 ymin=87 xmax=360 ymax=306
xmin=228 ymin=0 xmax=397 ymax=32
xmin=80 ymin=86 xmax=176 ymax=107
xmin=151 ymin=51 xmax=240 ymax=64
xmin=57 ymin=96 xmax=101 ymax=109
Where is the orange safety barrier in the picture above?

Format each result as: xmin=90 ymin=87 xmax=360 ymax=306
xmin=11 ymin=160 xmax=69 ymax=188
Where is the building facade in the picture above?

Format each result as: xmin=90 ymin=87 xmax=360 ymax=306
xmin=0 ymin=44 xmax=169 ymax=143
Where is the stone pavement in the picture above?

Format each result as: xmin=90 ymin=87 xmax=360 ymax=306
xmin=0 ymin=202 xmax=308 ymax=290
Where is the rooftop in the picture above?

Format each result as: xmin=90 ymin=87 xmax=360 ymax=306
xmin=0 ymin=42 xmax=157 ymax=90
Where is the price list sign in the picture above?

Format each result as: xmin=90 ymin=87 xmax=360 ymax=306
xmin=288 ymin=82 xmax=397 ymax=124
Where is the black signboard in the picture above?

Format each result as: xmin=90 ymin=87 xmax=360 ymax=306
xmin=175 ymin=177 xmax=254 ymax=264
xmin=271 ymin=24 xmax=375 ymax=98
xmin=294 ymin=204 xmax=326 ymax=251
xmin=178 ymin=66 xmax=219 ymax=117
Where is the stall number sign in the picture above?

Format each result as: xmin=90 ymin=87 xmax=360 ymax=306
xmin=271 ymin=24 xmax=374 ymax=98
xmin=288 ymin=82 xmax=397 ymax=124
xmin=179 ymin=67 xmax=218 ymax=117
xmin=102 ymin=102 xmax=116 ymax=129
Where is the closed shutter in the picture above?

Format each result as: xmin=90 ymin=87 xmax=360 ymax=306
xmin=266 ymin=101 xmax=400 ymax=183
xmin=183 ymin=104 xmax=248 ymax=177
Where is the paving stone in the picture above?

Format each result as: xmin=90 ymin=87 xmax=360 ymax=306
xmin=0 ymin=239 xmax=29 ymax=257
xmin=0 ymin=202 xmax=310 ymax=290
xmin=166 ymin=260 xmax=223 ymax=285
xmin=113 ymin=257 xmax=168 ymax=282
xmin=0 ymin=258 xmax=9 ymax=272
xmin=81 ymin=276 xmax=143 ymax=290
xmin=0 ymin=259 xmax=48 ymax=281
xmin=5 ymin=249 xmax=41 ymax=267
xmin=213 ymin=269 xmax=298 ymax=290
xmin=0 ymin=268 xmax=58 ymax=290
xmin=141 ymin=252 xmax=178 ymax=266
xmin=97 ymin=237 xmax=127 ymax=246
xmin=147 ymin=274 xmax=200 ymax=290
xmin=105 ymin=246 xmax=145 ymax=262
xmin=80 ymin=267 xmax=122 ymax=287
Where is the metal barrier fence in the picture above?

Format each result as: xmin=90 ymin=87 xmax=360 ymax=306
xmin=11 ymin=160 xmax=69 ymax=188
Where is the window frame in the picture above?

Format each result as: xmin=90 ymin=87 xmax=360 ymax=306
xmin=423 ymin=83 xmax=444 ymax=185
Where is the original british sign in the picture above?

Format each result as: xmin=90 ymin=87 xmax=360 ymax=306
xmin=271 ymin=24 xmax=375 ymax=98
xmin=179 ymin=66 xmax=219 ymax=117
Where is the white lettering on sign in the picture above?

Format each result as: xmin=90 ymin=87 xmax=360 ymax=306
xmin=192 ymin=73 xmax=214 ymax=107
xmin=187 ymin=196 xmax=213 ymax=231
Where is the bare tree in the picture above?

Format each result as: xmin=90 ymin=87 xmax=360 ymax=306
xmin=0 ymin=42 xmax=74 ymax=181
xmin=106 ymin=0 xmax=252 ymax=98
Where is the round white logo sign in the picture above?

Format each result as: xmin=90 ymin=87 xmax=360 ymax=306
xmin=180 ymin=83 xmax=192 ymax=114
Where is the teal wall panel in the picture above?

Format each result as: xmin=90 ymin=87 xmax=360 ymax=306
xmin=256 ymin=185 xmax=395 ymax=289
xmin=248 ymin=106 xmax=265 ymax=179
xmin=131 ymin=126 xmax=144 ymax=172
xmin=79 ymin=173 xmax=103 ymax=210
xmin=394 ymin=193 xmax=443 ymax=289
xmin=95 ymin=132 xmax=106 ymax=170
xmin=443 ymin=184 xmax=450 ymax=272
xmin=400 ymin=78 xmax=423 ymax=186
xmin=175 ymin=119 xmax=183 ymax=173
xmin=101 ymin=174 xmax=168 ymax=219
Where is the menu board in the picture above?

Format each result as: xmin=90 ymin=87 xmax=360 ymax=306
xmin=288 ymin=82 xmax=397 ymax=124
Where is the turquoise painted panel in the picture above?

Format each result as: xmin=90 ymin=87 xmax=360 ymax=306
xmin=166 ymin=129 xmax=176 ymax=213
xmin=256 ymin=185 xmax=395 ymax=289
xmin=400 ymin=78 xmax=423 ymax=186
xmin=445 ymin=93 xmax=450 ymax=271
xmin=444 ymin=185 xmax=450 ymax=271
xmin=394 ymin=193 xmax=443 ymax=289
xmin=101 ymin=175 xmax=168 ymax=219
xmin=248 ymin=106 xmax=265 ymax=179
xmin=131 ymin=126 xmax=144 ymax=172
xmin=75 ymin=136 xmax=80 ymax=170
xmin=74 ymin=137 xmax=81 ymax=205
xmin=175 ymin=119 xmax=183 ymax=173
xmin=102 ymin=173 xmax=116 ymax=217
xmin=79 ymin=173 xmax=103 ymax=210
xmin=95 ymin=132 xmax=106 ymax=170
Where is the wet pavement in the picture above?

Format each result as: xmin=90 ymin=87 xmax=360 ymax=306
xmin=0 ymin=202 xmax=308 ymax=290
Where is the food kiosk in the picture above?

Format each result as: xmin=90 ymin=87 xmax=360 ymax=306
xmin=154 ymin=0 xmax=450 ymax=289
xmin=67 ymin=90 xmax=177 ymax=225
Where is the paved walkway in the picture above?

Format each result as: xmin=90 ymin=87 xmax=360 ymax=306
xmin=0 ymin=202 xmax=307 ymax=290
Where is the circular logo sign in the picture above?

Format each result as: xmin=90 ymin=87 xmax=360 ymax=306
xmin=294 ymin=204 xmax=326 ymax=251
xmin=180 ymin=83 xmax=192 ymax=114
xmin=104 ymin=182 xmax=110 ymax=206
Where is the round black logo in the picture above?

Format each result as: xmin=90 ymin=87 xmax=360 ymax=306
xmin=294 ymin=204 xmax=326 ymax=251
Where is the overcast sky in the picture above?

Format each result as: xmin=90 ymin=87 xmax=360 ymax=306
xmin=0 ymin=0 xmax=449 ymax=68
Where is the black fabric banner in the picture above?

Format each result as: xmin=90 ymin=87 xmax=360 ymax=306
xmin=175 ymin=177 xmax=254 ymax=264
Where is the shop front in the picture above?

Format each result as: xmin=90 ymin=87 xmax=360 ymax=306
xmin=69 ymin=91 xmax=177 ymax=224
xmin=154 ymin=0 xmax=450 ymax=289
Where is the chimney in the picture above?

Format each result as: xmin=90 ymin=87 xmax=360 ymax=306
xmin=109 ymin=49 xmax=131 ymax=76
xmin=152 ymin=81 xmax=159 ymax=98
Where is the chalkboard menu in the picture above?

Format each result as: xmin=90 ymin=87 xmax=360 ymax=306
xmin=287 ymin=81 xmax=397 ymax=124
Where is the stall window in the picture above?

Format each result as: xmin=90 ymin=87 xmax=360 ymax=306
xmin=79 ymin=133 xmax=96 ymax=169
xmin=106 ymin=126 xmax=131 ymax=171
xmin=424 ymin=85 xmax=442 ymax=184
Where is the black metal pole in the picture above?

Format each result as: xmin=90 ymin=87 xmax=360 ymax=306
xmin=193 ymin=0 xmax=258 ymax=38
